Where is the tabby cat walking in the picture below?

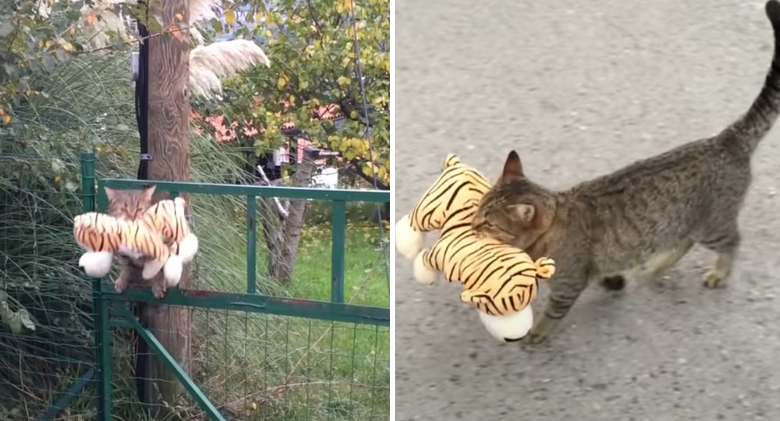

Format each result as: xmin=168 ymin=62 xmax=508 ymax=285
xmin=472 ymin=0 xmax=780 ymax=344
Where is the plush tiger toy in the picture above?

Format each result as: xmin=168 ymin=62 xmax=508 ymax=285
xmin=74 ymin=212 xmax=184 ymax=286
xmin=395 ymin=154 xmax=555 ymax=343
xmin=136 ymin=197 xmax=199 ymax=281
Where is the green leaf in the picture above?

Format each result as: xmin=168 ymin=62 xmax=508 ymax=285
xmin=8 ymin=312 xmax=22 ymax=334
xmin=19 ymin=310 xmax=35 ymax=331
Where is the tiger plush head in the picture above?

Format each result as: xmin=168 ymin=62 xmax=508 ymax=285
xmin=395 ymin=154 xmax=491 ymax=260
xmin=395 ymin=154 xmax=555 ymax=343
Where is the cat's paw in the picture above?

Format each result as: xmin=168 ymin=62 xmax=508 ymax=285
xmin=702 ymin=267 xmax=726 ymax=288
xmin=600 ymin=275 xmax=626 ymax=291
xmin=524 ymin=316 xmax=559 ymax=345
xmin=525 ymin=331 xmax=548 ymax=345
xmin=114 ymin=277 xmax=129 ymax=293
xmin=152 ymin=282 xmax=167 ymax=299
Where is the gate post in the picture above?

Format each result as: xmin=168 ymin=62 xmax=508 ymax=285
xmin=81 ymin=152 xmax=112 ymax=419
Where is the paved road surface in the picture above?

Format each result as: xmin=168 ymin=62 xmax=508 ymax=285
xmin=395 ymin=1 xmax=780 ymax=420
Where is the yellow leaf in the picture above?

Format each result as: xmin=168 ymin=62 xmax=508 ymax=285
xmin=54 ymin=175 xmax=61 ymax=183
xmin=289 ymin=94 xmax=296 ymax=104
xmin=373 ymin=96 xmax=387 ymax=107
xmin=58 ymin=39 xmax=74 ymax=52
xmin=2 ymin=114 xmax=11 ymax=125
xmin=69 ymin=27 xmax=76 ymax=36
xmin=277 ymin=75 xmax=288 ymax=89
xmin=344 ymin=150 xmax=357 ymax=160
xmin=337 ymin=76 xmax=350 ymax=86
xmin=225 ymin=10 xmax=236 ymax=26
xmin=350 ymin=110 xmax=359 ymax=119
xmin=343 ymin=0 xmax=353 ymax=11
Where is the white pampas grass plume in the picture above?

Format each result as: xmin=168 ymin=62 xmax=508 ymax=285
xmin=189 ymin=40 xmax=271 ymax=99
xmin=190 ymin=0 xmax=222 ymax=24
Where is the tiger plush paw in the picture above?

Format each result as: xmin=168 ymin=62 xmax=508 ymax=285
xmin=78 ymin=251 xmax=114 ymax=278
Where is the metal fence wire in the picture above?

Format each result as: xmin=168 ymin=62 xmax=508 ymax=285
xmin=0 ymin=152 xmax=390 ymax=421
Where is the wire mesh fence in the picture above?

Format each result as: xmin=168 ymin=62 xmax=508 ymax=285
xmin=107 ymin=306 xmax=390 ymax=421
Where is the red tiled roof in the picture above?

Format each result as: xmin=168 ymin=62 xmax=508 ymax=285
xmin=190 ymin=102 xmax=343 ymax=164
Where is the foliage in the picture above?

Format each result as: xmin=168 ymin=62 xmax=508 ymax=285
xmin=214 ymin=0 xmax=391 ymax=188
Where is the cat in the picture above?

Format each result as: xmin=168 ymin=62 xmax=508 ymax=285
xmin=104 ymin=184 xmax=165 ymax=296
xmin=471 ymin=0 xmax=780 ymax=344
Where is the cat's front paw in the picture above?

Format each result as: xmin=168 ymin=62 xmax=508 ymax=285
xmin=703 ymin=267 xmax=726 ymax=288
xmin=525 ymin=331 xmax=548 ymax=345
xmin=524 ymin=315 xmax=559 ymax=345
xmin=114 ymin=277 xmax=129 ymax=293
xmin=152 ymin=282 xmax=167 ymax=299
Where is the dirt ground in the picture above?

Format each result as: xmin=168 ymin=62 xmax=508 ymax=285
xmin=394 ymin=1 xmax=780 ymax=420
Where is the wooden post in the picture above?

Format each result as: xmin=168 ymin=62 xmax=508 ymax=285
xmin=143 ymin=0 xmax=191 ymax=417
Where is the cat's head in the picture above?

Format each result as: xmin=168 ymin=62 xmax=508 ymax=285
xmin=472 ymin=151 xmax=556 ymax=248
xmin=105 ymin=185 xmax=156 ymax=221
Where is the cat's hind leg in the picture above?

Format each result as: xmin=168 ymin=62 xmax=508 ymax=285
xmin=638 ymin=239 xmax=695 ymax=278
xmin=699 ymin=224 xmax=740 ymax=289
xmin=527 ymin=273 xmax=589 ymax=344
xmin=599 ymin=240 xmax=694 ymax=291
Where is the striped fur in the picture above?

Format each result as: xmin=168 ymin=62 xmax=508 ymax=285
xmin=73 ymin=212 xmax=169 ymax=265
xmin=407 ymin=154 xmax=555 ymax=316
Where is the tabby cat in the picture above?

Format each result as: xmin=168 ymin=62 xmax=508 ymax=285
xmin=472 ymin=0 xmax=780 ymax=344
xmin=104 ymin=185 xmax=157 ymax=293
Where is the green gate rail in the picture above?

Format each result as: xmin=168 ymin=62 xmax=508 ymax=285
xmin=42 ymin=152 xmax=390 ymax=421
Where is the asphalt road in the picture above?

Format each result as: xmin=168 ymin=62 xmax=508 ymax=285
xmin=394 ymin=1 xmax=780 ymax=420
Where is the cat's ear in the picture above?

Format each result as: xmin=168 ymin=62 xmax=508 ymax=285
xmin=502 ymin=150 xmax=524 ymax=179
xmin=104 ymin=187 xmax=118 ymax=202
xmin=509 ymin=204 xmax=535 ymax=224
xmin=140 ymin=185 xmax=156 ymax=202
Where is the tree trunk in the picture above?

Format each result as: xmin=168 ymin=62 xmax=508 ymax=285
xmin=143 ymin=0 xmax=191 ymax=417
xmin=260 ymin=147 xmax=317 ymax=284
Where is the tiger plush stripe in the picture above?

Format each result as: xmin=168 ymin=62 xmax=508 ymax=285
xmin=142 ymin=197 xmax=190 ymax=243
xmin=74 ymin=212 xmax=169 ymax=261
xmin=74 ymin=212 xmax=171 ymax=276
xmin=408 ymin=154 xmax=491 ymax=236
xmin=139 ymin=197 xmax=199 ymax=267
xmin=395 ymin=154 xmax=555 ymax=342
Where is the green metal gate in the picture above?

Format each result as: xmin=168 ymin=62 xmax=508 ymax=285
xmin=38 ymin=152 xmax=390 ymax=420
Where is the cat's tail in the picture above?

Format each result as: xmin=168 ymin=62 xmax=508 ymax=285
xmin=722 ymin=0 xmax=780 ymax=154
